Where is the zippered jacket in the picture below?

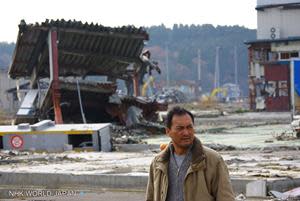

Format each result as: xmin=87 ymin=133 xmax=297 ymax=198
xmin=146 ymin=137 xmax=235 ymax=201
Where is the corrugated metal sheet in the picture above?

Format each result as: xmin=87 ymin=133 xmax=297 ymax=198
xmin=8 ymin=19 xmax=149 ymax=80
xmin=265 ymin=96 xmax=290 ymax=111
xmin=265 ymin=64 xmax=290 ymax=111
xmin=265 ymin=64 xmax=290 ymax=80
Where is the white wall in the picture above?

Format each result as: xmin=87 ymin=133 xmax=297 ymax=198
xmin=257 ymin=7 xmax=300 ymax=39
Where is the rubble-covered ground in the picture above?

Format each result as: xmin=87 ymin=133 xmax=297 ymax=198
xmin=1 ymin=144 xmax=300 ymax=179
xmin=0 ymin=110 xmax=299 ymax=178
xmin=0 ymin=106 xmax=300 ymax=200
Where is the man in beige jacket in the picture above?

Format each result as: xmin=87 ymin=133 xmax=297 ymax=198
xmin=146 ymin=106 xmax=235 ymax=201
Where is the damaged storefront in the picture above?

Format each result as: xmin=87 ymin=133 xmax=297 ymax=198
xmin=246 ymin=39 xmax=300 ymax=112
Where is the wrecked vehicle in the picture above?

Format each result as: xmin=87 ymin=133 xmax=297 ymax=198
xmin=7 ymin=19 xmax=167 ymax=127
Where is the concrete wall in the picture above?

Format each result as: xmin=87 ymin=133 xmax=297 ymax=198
xmin=1 ymin=123 xmax=111 ymax=152
xmin=3 ymin=132 xmax=111 ymax=152
xmin=91 ymin=126 xmax=111 ymax=152
xmin=3 ymin=134 xmax=68 ymax=152
xmin=257 ymin=8 xmax=300 ymax=39
xmin=100 ymin=126 xmax=111 ymax=152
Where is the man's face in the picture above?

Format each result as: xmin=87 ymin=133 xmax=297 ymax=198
xmin=166 ymin=114 xmax=195 ymax=150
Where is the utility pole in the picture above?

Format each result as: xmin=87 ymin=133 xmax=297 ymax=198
xmin=166 ymin=44 xmax=169 ymax=88
xmin=198 ymin=49 xmax=201 ymax=85
xmin=196 ymin=49 xmax=201 ymax=97
xmin=214 ymin=46 xmax=220 ymax=89
xmin=234 ymin=46 xmax=238 ymax=86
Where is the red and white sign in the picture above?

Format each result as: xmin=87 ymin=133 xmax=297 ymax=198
xmin=10 ymin=135 xmax=24 ymax=149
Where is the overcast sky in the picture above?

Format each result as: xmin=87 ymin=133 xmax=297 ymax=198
xmin=0 ymin=0 xmax=257 ymax=42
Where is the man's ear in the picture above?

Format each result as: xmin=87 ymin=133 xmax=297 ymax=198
xmin=165 ymin=127 xmax=170 ymax=136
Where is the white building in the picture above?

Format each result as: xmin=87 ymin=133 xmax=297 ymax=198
xmin=257 ymin=0 xmax=300 ymax=40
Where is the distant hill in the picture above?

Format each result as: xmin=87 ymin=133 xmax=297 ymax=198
xmin=0 ymin=24 xmax=256 ymax=95
xmin=146 ymin=24 xmax=256 ymax=95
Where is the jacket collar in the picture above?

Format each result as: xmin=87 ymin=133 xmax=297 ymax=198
xmin=156 ymin=137 xmax=206 ymax=167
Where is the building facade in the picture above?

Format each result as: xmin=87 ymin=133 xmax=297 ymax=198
xmin=246 ymin=0 xmax=300 ymax=112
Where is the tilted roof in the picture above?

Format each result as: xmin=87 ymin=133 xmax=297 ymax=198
xmin=8 ymin=19 xmax=149 ymax=80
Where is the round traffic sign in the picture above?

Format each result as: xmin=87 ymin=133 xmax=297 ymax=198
xmin=10 ymin=135 xmax=24 ymax=148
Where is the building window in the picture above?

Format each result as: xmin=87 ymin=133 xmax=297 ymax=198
xmin=279 ymin=52 xmax=299 ymax=60
xmin=280 ymin=52 xmax=290 ymax=60
xmin=291 ymin=52 xmax=299 ymax=58
xmin=278 ymin=81 xmax=288 ymax=97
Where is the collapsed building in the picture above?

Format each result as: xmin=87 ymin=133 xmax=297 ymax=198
xmin=8 ymin=19 xmax=167 ymax=126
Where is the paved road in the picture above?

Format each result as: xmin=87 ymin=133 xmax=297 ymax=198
xmin=0 ymin=190 xmax=146 ymax=201
xmin=0 ymin=189 xmax=274 ymax=201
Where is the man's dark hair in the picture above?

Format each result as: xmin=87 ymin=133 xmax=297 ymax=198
xmin=166 ymin=106 xmax=194 ymax=128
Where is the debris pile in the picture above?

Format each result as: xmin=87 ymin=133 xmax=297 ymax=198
xmin=155 ymin=88 xmax=187 ymax=104
xmin=275 ymin=130 xmax=298 ymax=141
xmin=270 ymin=187 xmax=300 ymax=201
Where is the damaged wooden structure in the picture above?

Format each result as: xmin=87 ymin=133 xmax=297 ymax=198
xmin=8 ymin=19 xmax=167 ymax=125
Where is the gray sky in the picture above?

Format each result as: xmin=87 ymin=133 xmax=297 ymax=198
xmin=1 ymin=0 xmax=257 ymax=42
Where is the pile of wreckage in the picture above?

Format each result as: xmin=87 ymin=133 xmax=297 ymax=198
xmin=7 ymin=19 xmax=167 ymax=133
